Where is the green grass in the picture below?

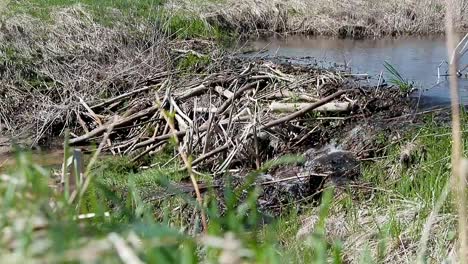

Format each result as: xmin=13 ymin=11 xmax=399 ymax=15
xmin=384 ymin=61 xmax=414 ymax=94
xmin=5 ymin=0 xmax=233 ymax=41
xmin=177 ymin=53 xmax=212 ymax=72
xmin=6 ymin=0 xmax=166 ymax=22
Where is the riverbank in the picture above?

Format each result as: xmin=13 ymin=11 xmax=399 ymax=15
xmin=173 ymin=0 xmax=468 ymax=38
xmin=7 ymin=0 xmax=468 ymax=38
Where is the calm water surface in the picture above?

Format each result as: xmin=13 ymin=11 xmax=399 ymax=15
xmin=245 ymin=36 xmax=468 ymax=107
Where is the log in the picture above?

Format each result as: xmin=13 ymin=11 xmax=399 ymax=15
xmin=177 ymin=84 xmax=208 ymax=101
xmin=269 ymin=101 xmax=352 ymax=113
xmin=259 ymin=90 xmax=318 ymax=102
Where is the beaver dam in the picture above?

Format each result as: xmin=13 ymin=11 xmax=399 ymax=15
xmin=0 ymin=4 xmax=466 ymax=263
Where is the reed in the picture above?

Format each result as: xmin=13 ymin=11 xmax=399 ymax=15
xmin=445 ymin=0 xmax=467 ymax=261
xmin=179 ymin=0 xmax=468 ymax=37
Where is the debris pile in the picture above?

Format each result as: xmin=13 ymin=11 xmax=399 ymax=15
xmin=68 ymin=59 xmax=405 ymax=173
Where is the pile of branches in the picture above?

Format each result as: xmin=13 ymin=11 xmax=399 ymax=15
xmin=70 ymin=60 xmax=360 ymax=172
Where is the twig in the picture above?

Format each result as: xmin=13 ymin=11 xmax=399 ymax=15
xmin=131 ymin=141 xmax=166 ymax=162
xmin=70 ymin=105 xmax=159 ymax=144
xmin=79 ymin=97 xmax=103 ymax=126
xmin=91 ymin=85 xmax=157 ymax=110
xmin=179 ymin=144 xmax=230 ymax=173
xmin=216 ymin=81 xmax=261 ymax=115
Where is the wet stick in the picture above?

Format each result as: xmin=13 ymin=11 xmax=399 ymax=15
xmin=445 ymin=1 xmax=467 ymax=261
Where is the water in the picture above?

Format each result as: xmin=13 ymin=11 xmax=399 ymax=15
xmin=0 ymin=148 xmax=65 ymax=170
xmin=245 ymin=36 xmax=468 ymax=107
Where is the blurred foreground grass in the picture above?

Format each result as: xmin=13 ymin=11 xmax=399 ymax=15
xmin=1 ymin=113 xmax=465 ymax=263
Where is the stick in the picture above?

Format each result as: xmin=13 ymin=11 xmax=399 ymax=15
xmin=214 ymin=86 xmax=234 ymax=99
xmin=269 ymin=101 xmax=352 ymax=113
xmin=216 ymin=81 xmax=261 ymax=115
xmin=260 ymin=90 xmax=347 ymax=130
xmin=177 ymin=84 xmax=207 ymax=101
xmin=180 ymin=144 xmax=230 ymax=172
xmin=79 ymin=97 xmax=102 ymax=126
xmin=69 ymin=105 xmax=159 ymax=145
xmin=91 ymin=85 xmax=156 ymax=110
xmin=131 ymin=141 xmax=166 ymax=162
xmin=158 ymin=98 xmax=208 ymax=233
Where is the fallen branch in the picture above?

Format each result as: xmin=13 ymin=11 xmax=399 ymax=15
xmin=91 ymin=85 xmax=157 ymax=110
xmin=70 ymin=105 xmax=159 ymax=145
xmin=179 ymin=143 xmax=230 ymax=172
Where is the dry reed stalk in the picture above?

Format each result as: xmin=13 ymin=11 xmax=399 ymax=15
xmin=182 ymin=0 xmax=457 ymax=37
xmin=445 ymin=0 xmax=467 ymax=261
xmin=156 ymin=91 xmax=208 ymax=233
xmin=68 ymin=117 xmax=118 ymax=205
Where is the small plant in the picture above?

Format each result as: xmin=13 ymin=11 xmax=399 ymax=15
xmin=383 ymin=61 xmax=413 ymax=94
xmin=177 ymin=53 xmax=211 ymax=72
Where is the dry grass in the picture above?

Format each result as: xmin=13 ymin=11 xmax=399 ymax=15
xmin=0 ymin=6 xmax=171 ymax=144
xmin=296 ymin=198 xmax=456 ymax=263
xmin=176 ymin=0 xmax=468 ymax=37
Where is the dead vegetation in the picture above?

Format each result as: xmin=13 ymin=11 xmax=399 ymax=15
xmin=174 ymin=0 xmax=468 ymax=37
xmin=0 ymin=7 xmax=174 ymax=145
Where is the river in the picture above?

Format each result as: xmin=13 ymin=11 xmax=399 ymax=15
xmin=244 ymin=35 xmax=468 ymax=107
